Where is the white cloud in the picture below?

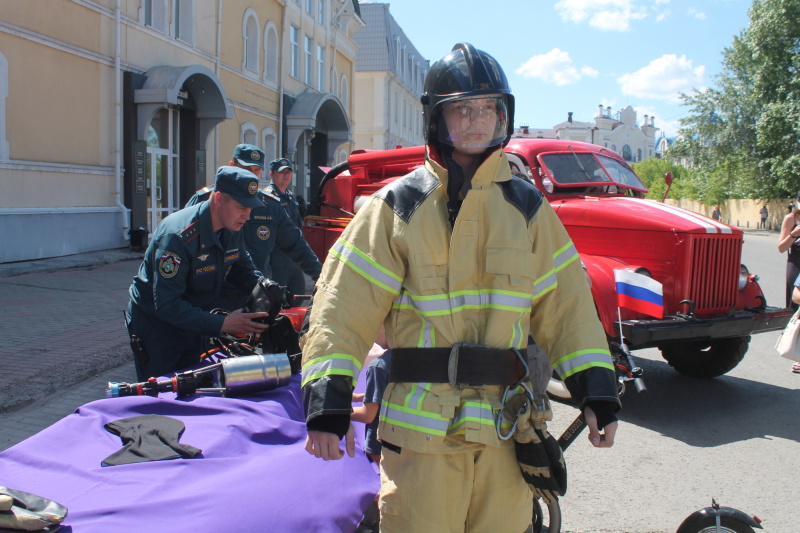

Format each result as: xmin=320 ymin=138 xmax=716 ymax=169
xmin=617 ymin=54 xmax=705 ymax=103
xmin=688 ymin=7 xmax=707 ymax=19
xmin=655 ymin=8 xmax=671 ymax=22
xmin=516 ymin=48 xmax=596 ymax=86
xmin=555 ymin=0 xmax=648 ymax=31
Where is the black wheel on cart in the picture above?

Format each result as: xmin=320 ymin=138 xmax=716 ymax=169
xmin=530 ymin=496 xmax=562 ymax=533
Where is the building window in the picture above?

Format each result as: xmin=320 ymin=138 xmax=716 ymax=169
xmin=262 ymin=129 xmax=277 ymax=161
xmin=264 ymin=23 xmax=278 ymax=83
xmin=317 ymin=45 xmax=325 ymax=92
xmin=304 ymin=36 xmax=313 ymax=86
xmin=241 ymin=123 xmax=258 ymax=146
xmin=243 ymin=10 xmax=259 ymax=74
xmin=393 ymin=93 xmax=398 ymax=124
xmin=318 ymin=0 xmax=325 ymax=24
xmin=622 ymin=144 xmax=632 ymax=161
xmin=0 ymin=52 xmax=8 ymax=161
xmin=174 ymin=0 xmax=194 ymax=44
xmin=144 ymin=0 xmax=168 ymax=33
xmin=306 ymin=0 xmax=313 ymax=15
xmin=290 ymin=26 xmax=299 ymax=78
xmin=340 ymin=75 xmax=349 ymax=112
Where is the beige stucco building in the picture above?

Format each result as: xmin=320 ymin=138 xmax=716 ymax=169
xmin=0 ymin=0 xmax=362 ymax=262
xmin=352 ymin=3 xmax=426 ymax=150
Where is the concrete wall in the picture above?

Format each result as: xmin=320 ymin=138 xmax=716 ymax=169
xmin=666 ymin=197 xmax=793 ymax=232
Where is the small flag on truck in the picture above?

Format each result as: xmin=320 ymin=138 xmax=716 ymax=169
xmin=614 ymin=270 xmax=664 ymax=319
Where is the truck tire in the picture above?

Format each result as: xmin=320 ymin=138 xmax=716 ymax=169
xmin=660 ymin=336 xmax=750 ymax=378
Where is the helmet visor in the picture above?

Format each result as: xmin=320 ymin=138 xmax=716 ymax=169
xmin=436 ymin=96 xmax=509 ymax=152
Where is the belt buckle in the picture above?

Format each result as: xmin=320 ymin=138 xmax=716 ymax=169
xmin=448 ymin=342 xmax=486 ymax=389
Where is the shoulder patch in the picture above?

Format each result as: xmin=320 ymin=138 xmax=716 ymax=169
xmin=374 ymin=167 xmax=440 ymax=224
xmin=496 ymin=179 xmax=544 ymax=223
xmin=158 ymin=251 xmax=181 ymax=279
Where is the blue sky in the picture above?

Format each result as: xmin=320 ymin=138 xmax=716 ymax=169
xmin=374 ymin=0 xmax=752 ymax=138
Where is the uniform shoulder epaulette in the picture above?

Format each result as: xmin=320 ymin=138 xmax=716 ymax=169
xmin=263 ymin=190 xmax=282 ymax=203
xmin=196 ymin=185 xmax=214 ymax=196
xmin=180 ymin=220 xmax=200 ymax=243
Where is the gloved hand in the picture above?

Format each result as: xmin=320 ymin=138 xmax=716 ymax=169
xmin=501 ymin=385 xmax=566 ymax=504
xmin=0 ymin=486 xmax=68 ymax=532
xmin=514 ymin=422 xmax=567 ymax=503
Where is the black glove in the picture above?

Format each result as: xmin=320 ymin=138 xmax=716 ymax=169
xmin=514 ymin=424 xmax=567 ymax=503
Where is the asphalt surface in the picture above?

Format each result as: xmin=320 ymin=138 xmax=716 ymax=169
xmin=0 ymin=248 xmax=142 ymax=451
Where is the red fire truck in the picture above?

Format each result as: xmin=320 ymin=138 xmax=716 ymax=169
xmin=303 ymin=139 xmax=792 ymax=385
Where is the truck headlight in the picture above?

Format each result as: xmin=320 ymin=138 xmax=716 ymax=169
xmin=739 ymin=264 xmax=758 ymax=290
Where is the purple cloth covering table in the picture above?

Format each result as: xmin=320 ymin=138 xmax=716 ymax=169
xmin=0 ymin=374 xmax=379 ymax=532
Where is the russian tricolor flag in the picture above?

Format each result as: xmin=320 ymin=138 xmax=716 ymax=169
xmin=614 ymin=270 xmax=664 ymax=318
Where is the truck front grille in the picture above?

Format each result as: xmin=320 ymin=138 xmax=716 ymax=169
xmin=686 ymin=235 xmax=741 ymax=313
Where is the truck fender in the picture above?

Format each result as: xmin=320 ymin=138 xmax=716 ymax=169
xmin=579 ymin=254 xmax=631 ymax=338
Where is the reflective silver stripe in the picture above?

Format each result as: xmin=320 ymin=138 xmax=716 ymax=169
xmin=534 ymin=242 xmax=579 ymax=300
xmin=553 ymin=242 xmax=579 ymax=272
xmin=330 ymin=238 xmax=403 ymax=294
xmin=300 ymin=354 xmax=362 ymax=386
xmin=381 ymin=400 xmax=449 ymax=436
xmin=553 ymin=349 xmax=614 ymax=380
xmin=449 ymin=402 xmax=495 ymax=432
xmin=393 ymin=290 xmax=532 ymax=316
xmin=406 ymin=382 xmax=427 ymax=410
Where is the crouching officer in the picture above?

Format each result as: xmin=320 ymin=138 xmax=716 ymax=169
xmin=186 ymin=145 xmax=322 ymax=310
xmin=127 ymin=166 xmax=271 ymax=381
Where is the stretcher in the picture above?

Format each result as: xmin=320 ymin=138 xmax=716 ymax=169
xmin=0 ymin=373 xmax=379 ymax=532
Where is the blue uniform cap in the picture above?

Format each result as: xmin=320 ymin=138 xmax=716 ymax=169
xmin=233 ymin=144 xmax=266 ymax=170
xmin=215 ymin=166 xmax=263 ymax=208
xmin=269 ymin=158 xmax=293 ymax=173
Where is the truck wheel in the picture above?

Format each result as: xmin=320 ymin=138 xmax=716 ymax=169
xmin=660 ymin=336 xmax=750 ymax=378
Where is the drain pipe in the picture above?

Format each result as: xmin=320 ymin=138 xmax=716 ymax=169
xmin=114 ymin=0 xmax=129 ymax=242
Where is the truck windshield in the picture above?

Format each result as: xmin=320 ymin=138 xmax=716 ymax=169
xmin=540 ymin=152 xmax=645 ymax=190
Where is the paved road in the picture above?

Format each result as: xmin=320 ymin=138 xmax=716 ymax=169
xmin=551 ymin=231 xmax=798 ymax=533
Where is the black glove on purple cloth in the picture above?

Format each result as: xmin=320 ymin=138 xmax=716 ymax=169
xmin=102 ymin=414 xmax=202 ymax=467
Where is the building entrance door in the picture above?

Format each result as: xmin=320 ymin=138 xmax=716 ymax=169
xmin=146 ymin=108 xmax=180 ymax=232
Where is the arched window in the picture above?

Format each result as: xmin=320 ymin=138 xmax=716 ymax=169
xmin=637 ymin=148 xmax=643 ymax=161
xmin=340 ymin=74 xmax=349 ymax=112
xmin=0 ymin=51 xmax=8 ymax=160
xmin=241 ymin=123 xmax=258 ymax=146
xmin=337 ymin=148 xmax=348 ymax=165
xmin=264 ymin=23 xmax=278 ymax=83
xmin=622 ymin=144 xmax=632 ymax=161
xmin=262 ymin=129 xmax=277 ymax=161
xmin=243 ymin=9 xmax=259 ymax=74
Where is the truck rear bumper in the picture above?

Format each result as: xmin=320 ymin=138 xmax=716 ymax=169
xmin=616 ymin=306 xmax=794 ymax=349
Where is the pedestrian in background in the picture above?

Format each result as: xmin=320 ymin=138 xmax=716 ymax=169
xmin=712 ymin=205 xmax=721 ymax=221
xmin=760 ymin=205 xmax=769 ymax=229
xmin=778 ymin=192 xmax=800 ymax=309
xmin=266 ymin=158 xmax=317 ymax=305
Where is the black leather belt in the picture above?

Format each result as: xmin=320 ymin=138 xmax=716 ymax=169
xmin=389 ymin=344 xmax=527 ymax=389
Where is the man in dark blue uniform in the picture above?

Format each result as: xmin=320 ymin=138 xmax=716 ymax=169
xmin=186 ymin=147 xmax=321 ymax=309
xmin=127 ymin=166 xmax=271 ymax=381
xmin=266 ymin=158 xmax=312 ymax=304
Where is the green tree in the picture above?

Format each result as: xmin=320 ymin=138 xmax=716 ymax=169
xmin=631 ymin=158 xmax=689 ymax=200
xmin=675 ymin=0 xmax=800 ymax=198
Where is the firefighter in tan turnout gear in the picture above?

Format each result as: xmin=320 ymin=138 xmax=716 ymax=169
xmin=301 ymin=43 xmax=620 ymax=532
